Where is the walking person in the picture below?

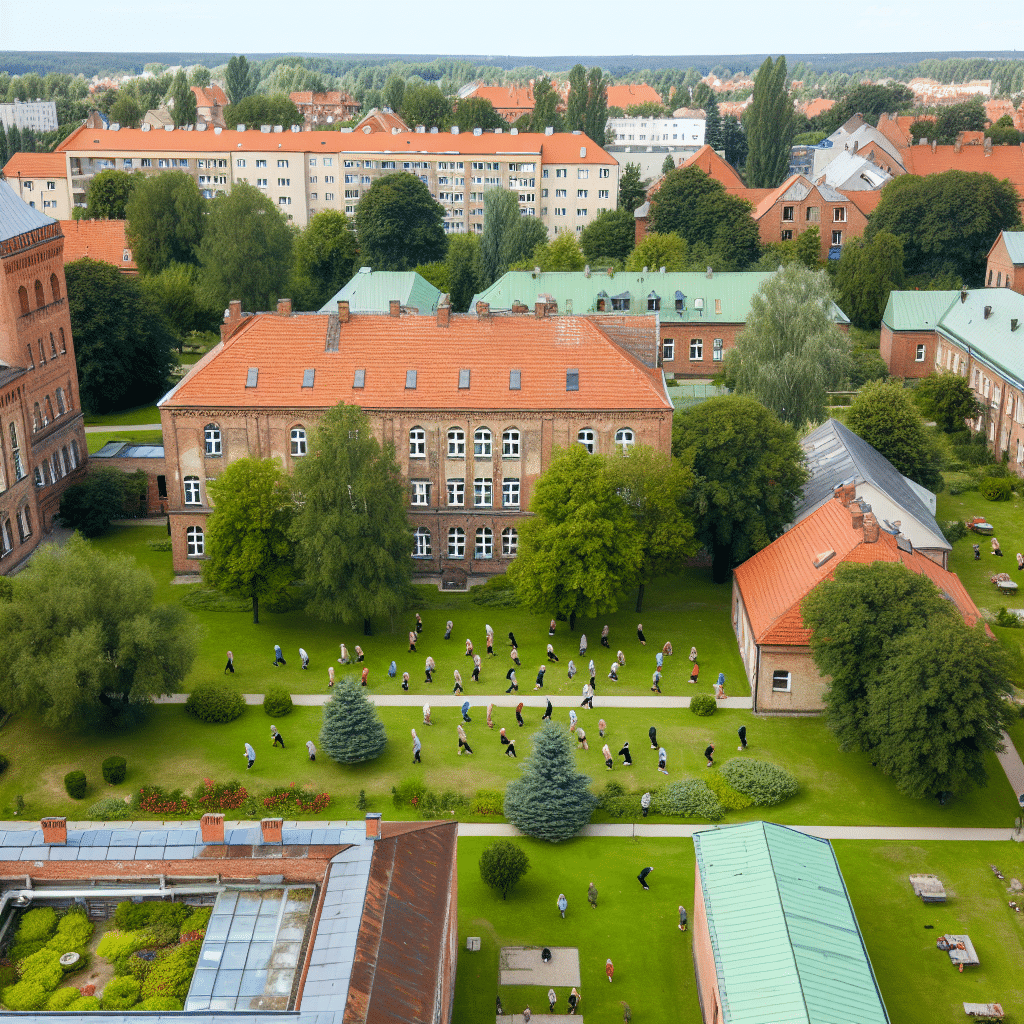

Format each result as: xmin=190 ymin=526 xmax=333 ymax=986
xmin=508 ymin=630 xmax=518 ymax=649
xmin=515 ymin=702 xmax=525 ymax=727
xmin=663 ymin=641 xmax=673 ymax=656
xmin=617 ymin=649 xmax=626 ymax=666
xmin=422 ymin=704 xmax=432 ymax=726
xmin=649 ymin=725 xmax=658 ymax=749
xmin=306 ymin=739 xmax=316 ymax=761
xmin=599 ymin=719 xmax=606 ymax=737
xmin=271 ymin=724 xmax=285 ymax=748
xmin=328 ymin=665 xmax=335 ymax=687
xmin=637 ymin=623 xmax=646 ymax=645
xmin=602 ymin=743 xmax=614 ymax=770
xmin=273 ymin=644 xmax=286 ymax=667
xmin=500 ymin=728 xmax=516 ymax=757
xmin=401 ymin=671 xmax=410 ymax=691
xmin=472 ymin=654 xmax=482 ymax=682
xmin=704 ymin=742 xmax=715 ymax=767
xmin=457 ymin=724 xmax=473 ymax=755
xmin=576 ymin=727 xmax=588 ymax=750
xmin=486 ymin=703 xmax=494 ymax=729
xmin=452 ymin=670 xmax=463 ymax=695
xmin=408 ymin=631 xmax=417 ymax=653
xmin=542 ymin=698 xmax=553 ymax=721
xmin=465 ymin=638 xmax=474 ymax=657
xmin=679 ymin=905 xmax=687 ymax=932
xmin=605 ymin=959 xmax=614 ymax=983
xmin=608 ymin=662 xmax=619 ymax=682
xmin=618 ymin=741 xmax=632 ymax=766
xmin=656 ymin=650 xmax=664 ymax=670
xmin=411 ymin=728 xmax=422 ymax=764
xmin=534 ymin=665 xmax=546 ymax=689
xmin=651 ymin=669 xmax=662 ymax=693
xmin=546 ymin=643 xmax=559 ymax=663
xmin=658 ymin=746 xmax=667 ymax=774
xmin=557 ymin=893 xmax=568 ymax=918
xmin=486 ymin=626 xmax=494 ymax=657
xmin=738 ymin=725 xmax=748 ymax=751
xmin=637 ymin=866 xmax=653 ymax=890
xmin=689 ymin=660 xmax=700 ymax=685
xmin=569 ymin=709 xmax=578 ymax=733
xmin=579 ymin=634 xmax=588 ymax=657
xmin=510 ymin=646 xmax=521 ymax=666
xmin=689 ymin=646 xmax=697 ymax=662
xmin=244 ymin=742 xmax=256 ymax=770
xmin=588 ymin=659 xmax=596 ymax=690
xmin=299 ymin=648 xmax=309 ymax=670
xmin=360 ymin=666 xmax=368 ymax=687
xmin=354 ymin=645 xmax=364 ymax=663
xmin=224 ymin=650 xmax=234 ymax=674
xmin=588 ymin=881 xmax=598 ymax=909
xmin=601 ymin=624 xmax=610 ymax=648
xmin=581 ymin=681 xmax=594 ymax=708
xmin=505 ymin=668 xmax=519 ymax=694
xmin=523 ymin=1006 xmax=531 ymax=1023
xmin=641 ymin=791 xmax=651 ymax=817
xmin=461 ymin=700 xmax=472 ymax=723
xmin=424 ymin=656 xmax=435 ymax=684
xmin=415 ymin=612 xmax=423 ymax=634
xmin=339 ymin=643 xmax=350 ymax=664
xmin=388 ymin=660 xmax=397 ymax=679
xmin=568 ymin=658 xmax=577 ymax=681
xmin=548 ymin=989 xmax=557 ymax=1013
xmin=568 ymin=989 xmax=581 ymax=1015
xmin=549 ymin=619 xmax=557 ymax=637
xmin=715 ymin=672 xmax=726 ymax=699
xmin=444 ymin=620 xmax=453 ymax=640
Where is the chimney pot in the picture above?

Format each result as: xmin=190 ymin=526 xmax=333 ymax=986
xmin=389 ymin=299 xmax=401 ymax=317
xmin=862 ymin=513 xmax=880 ymax=543
xmin=851 ymin=506 xmax=864 ymax=530
xmin=41 ymin=817 xmax=67 ymax=846
xmin=984 ymin=305 xmax=993 ymax=319
xmin=535 ymin=300 xmax=547 ymax=319
xmin=260 ymin=818 xmax=284 ymax=845
xmin=201 ymin=813 xmax=225 ymax=844
xmin=338 ymin=299 xmax=350 ymax=323
xmin=365 ymin=812 xmax=382 ymax=840
xmin=1012 ymin=318 xmax=1019 ymax=332
xmin=437 ymin=296 xmax=451 ymax=327
xmin=277 ymin=298 xmax=292 ymax=316
xmin=476 ymin=301 xmax=491 ymax=318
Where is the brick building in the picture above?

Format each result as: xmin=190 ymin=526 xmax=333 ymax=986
xmin=732 ymin=491 xmax=979 ymax=713
xmin=0 ymin=183 xmax=88 ymax=572
xmin=986 ymin=230 xmax=1024 ymax=293
xmin=290 ymin=90 xmax=361 ymax=127
xmin=880 ymin=290 xmax=961 ymax=379
xmin=0 ymin=814 xmax=458 ymax=1022
xmin=158 ymin=301 xmax=672 ymax=580
xmin=190 ymin=84 xmax=228 ymax=128
xmin=59 ymin=218 xmax=137 ymax=273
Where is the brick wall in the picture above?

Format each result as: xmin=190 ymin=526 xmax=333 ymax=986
xmin=89 ymin=454 xmax=168 ymax=515
xmin=754 ymin=646 xmax=828 ymax=713
xmin=661 ymin=323 xmax=742 ymax=377
xmin=756 ymin=192 xmax=869 ymax=263
xmin=692 ymin=862 xmax=721 ymax=1024
xmin=880 ymin=325 xmax=934 ymax=378
xmin=986 ymin=235 xmax=1022 ymax=295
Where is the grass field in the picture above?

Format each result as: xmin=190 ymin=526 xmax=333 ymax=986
xmin=86 ymin=430 xmax=164 ymax=455
xmin=83 ymin=404 xmax=161 ymax=427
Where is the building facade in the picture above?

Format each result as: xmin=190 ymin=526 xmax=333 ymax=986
xmin=290 ymin=90 xmax=361 ymax=126
xmin=0 ymin=99 xmax=58 ymax=133
xmin=986 ymin=230 xmax=1024 ymax=294
xmin=159 ymin=302 xmax=672 ymax=580
xmin=48 ymin=123 xmax=618 ymax=235
xmin=1 ymin=153 xmax=73 ymax=220
xmin=0 ymin=184 xmax=88 ymax=571
xmin=607 ymin=115 xmax=705 ymax=147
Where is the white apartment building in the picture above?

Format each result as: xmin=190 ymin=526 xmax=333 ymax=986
xmin=47 ymin=123 xmax=618 ymax=236
xmin=0 ymin=99 xmax=58 ymax=133
xmin=607 ymin=116 xmax=705 ymax=148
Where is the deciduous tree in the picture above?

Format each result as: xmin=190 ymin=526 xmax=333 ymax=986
xmin=914 ymin=372 xmax=982 ymax=433
xmin=125 ymin=171 xmax=206 ymax=274
xmin=223 ymin=94 xmax=301 ymax=128
xmin=59 ymin=468 xmax=148 ymax=538
xmin=170 ymin=70 xmax=197 ymax=127
xmin=479 ymin=188 xmax=547 ymax=285
xmin=617 ymin=162 xmax=646 ymax=213
xmin=479 ymin=840 xmax=530 ymax=899
xmin=356 ymin=172 xmax=446 ymax=272
xmin=834 ymin=232 xmax=905 ymax=329
xmin=519 ymin=230 xmax=586 ymax=272
xmin=579 ymin=207 xmax=635 ymax=265
xmin=744 ymin=55 xmax=794 ymax=188
xmin=85 ymin=169 xmax=141 ymax=220
xmin=400 ymin=83 xmax=451 ymax=129
xmin=140 ymin=262 xmax=221 ymax=347
xmin=320 ymin=682 xmax=388 ymax=764
xmin=450 ymin=96 xmax=503 ymax=132
xmin=291 ymin=209 xmax=359 ymax=310
xmin=225 ymin=55 xmax=255 ymax=104
xmin=624 ymin=231 xmax=687 ymax=272
xmin=444 ymin=232 xmax=483 ymax=312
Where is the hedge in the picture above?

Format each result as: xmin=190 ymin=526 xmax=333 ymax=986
xmin=185 ymin=685 xmax=246 ymax=724
xmin=136 ymin=995 xmax=185 ymax=1011
xmin=720 ymin=758 xmax=799 ymax=806
xmin=263 ymin=687 xmax=294 ymax=718
xmin=88 ymin=796 xmax=134 ymax=821
xmin=64 ymin=770 xmax=87 ymax=800
xmin=44 ymin=987 xmax=82 ymax=1011
xmin=65 ymin=995 xmax=101 ymax=1011
xmin=980 ymin=476 xmax=1013 ymax=501
xmin=653 ymin=780 xmax=724 ymax=821
xmin=689 ymin=694 xmax=717 ymax=716
xmin=101 ymin=975 xmax=141 ymax=1010
xmin=141 ymin=939 xmax=202 ymax=1001
xmin=102 ymin=756 xmax=128 ymax=785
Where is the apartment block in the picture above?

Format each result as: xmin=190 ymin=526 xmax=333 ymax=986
xmin=1 ymin=153 xmax=72 ymax=220
xmin=607 ymin=115 xmax=705 ymax=147
xmin=0 ymin=99 xmax=58 ymax=133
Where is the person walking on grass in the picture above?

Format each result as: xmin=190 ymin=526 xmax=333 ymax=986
xmin=679 ymin=905 xmax=687 ymax=931
xmin=576 ymin=726 xmax=588 ymax=750
xmin=608 ymin=661 xmax=619 ymax=682
xmin=445 ymin=620 xmax=453 ymax=640
xmin=569 ymin=709 xmax=578 ymax=733
xmin=602 ymin=744 xmax=614 ymax=770
xmin=388 ymin=660 xmax=397 ymax=679
xmin=271 ymin=724 xmax=285 ymax=748
xmin=408 ymin=631 xmax=417 ymax=653
xmin=579 ymin=634 xmax=588 ymax=657
xmin=523 ymin=1006 xmax=531 ymax=1023
xmin=486 ymin=626 xmax=494 ymax=657
xmin=508 ymin=630 xmax=518 ymax=649
xmin=299 ymin=648 xmax=309 ymax=670
xmin=423 ymin=704 xmax=432 ymax=726
xmin=601 ymin=624 xmax=610 ymax=648
xmin=273 ymin=644 xmax=286 ymax=667
xmin=465 ymin=638 xmax=474 ymax=657
xmin=641 ymin=791 xmax=651 ymax=817
xmin=589 ymin=659 xmax=597 ymax=689
xmin=568 ymin=988 xmax=580 ymax=1015
xmin=412 ymin=728 xmax=422 ymax=764
xmin=354 ymin=645 xmax=364 ymax=663
xmin=360 ymin=666 xmax=368 ymax=686
xmin=472 ymin=653 xmax=482 ymax=682
xmin=716 ymin=672 xmax=726 ymax=699
xmin=486 ymin=703 xmax=494 ymax=729
xmin=452 ymin=670 xmax=463 ymax=695
xmin=704 ymin=742 xmax=715 ymax=767
xmin=548 ymin=989 xmax=557 ymax=1013
xmin=581 ymin=681 xmax=594 ymax=708
xmin=588 ymin=881 xmax=598 ymax=909
xmin=568 ymin=658 xmax=577 ymax=681
xmin=658 ymin=746 xmax=667 ymax=774
xmin=599 ymin=718 xmax=606 ymax=737
xmin=457 ymin=724 xmax=473 ymax=755
xmin=328 ymin=665 xmax=335 ymax=688
xmin=618 ymin=741 xmax=632 ymax=766
xmin=651 ymin=669 xmax=662 ymax=694
xmin=500 ymin=727 xmax=516 ymax=757
xmin=549 ymin=619 xmax=557 ymax=637
xmin=401 ymin=671 xmax=410 ymax=691
xmin=306 ymin=739 xmax=316 ymax=761
xmin=505 ymin=668 xmax=519 ymax=694
xmin=605 ymin=958 xmax=614 ymax=983
xmin=542 ymin=698 xmax=553 ymax=721
xmin=689 ymin=660 xmax=700 ymax=685
xmin=510 ymin=645 xmax=521 ymax=666
xmin=637 ymin=866 xmax=653 ymax=890
xmin=461 ymin=700 xmax=472 ymax=723
xmin=534 ymin=665 xmax=546 ymax=690
xmin=516 ymin=702 xmax=525 ymax=728
xmin=557 ymin=893 xmax=568 ymax=918
xmin=649 ymin=725 xmax=658 ymax=749
xmin=663 ymin=640 xmax=673 ymax=657
xmin=637 ymin=623 xmax=646 ymax=645
xmin=689 ymin=646 xmax=697 ymax=662
xmin=244 ymin=742 xmax=256 ymax=770
xmin=338 ymin=643 xmax=349 ymax=664
xmin=738 ymin=725 xmax=747 ymax=751
xmin=546 ymin=643 xmax=559 ymax=663
xmin=415 ymin=612 xmax=423 ymax=634
xmin=425 ymin=656 xmax=435 ymax=684
xmin=225 ymin=650 xmax=234 ymax=674
xmin=617 ymin=650 xmax=626 ymax=666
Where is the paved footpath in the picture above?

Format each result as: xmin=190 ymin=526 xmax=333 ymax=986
xmin=84 ymin=423 xmax=161 ymax=433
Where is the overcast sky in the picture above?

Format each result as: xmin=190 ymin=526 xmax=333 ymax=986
xmin=2 ymin=0 xmax=1022 ymax=59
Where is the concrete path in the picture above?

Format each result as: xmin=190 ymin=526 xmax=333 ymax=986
xmin=84 ymin=423 xmax=161 ymax=433
xmin=997 ymin=730 xmax=1024 ymax=805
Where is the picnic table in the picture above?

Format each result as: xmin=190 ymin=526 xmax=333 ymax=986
xmin=963 ymin=1003 xmax=1004 ymax=1021
xmin=942 ymin=934 xmax=979 ymax=968
xmin=991 ymin=573 xmax=1018 ymax=594
xmin=909 ymin=873 xmax=946 ymax=902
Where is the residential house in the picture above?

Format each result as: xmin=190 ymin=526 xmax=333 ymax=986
xmin=59 ymin=218 xmax=137 ymax=273
xmin=457 ymin=83 xmax=541 ymax=123
xmin=693 ymin=821 xmax=890 ymax=1024
xmin=318 ymin=268 xmax=441 ymax=314
xmin=352 ymin=107 xmax=410 ymax=134
xmin=732 ymin=490 xmax=979 ymax=712
xmin=986 ymin=230 xmax=1024 ymax=293
xmin=605 ymin=83 xmax=664 ymax=110
xmin=810 ymin=115 xmax=906 ymax=181
xmin=900 ymin=137 xmax=1024 ymax=212
xmin=879 ymin=289 xmax=961 ymax=379
xmin=816 ymin=149 xmax=893 ymax=192
xmin=1 ymin=152 xmax=72 ymax=219
xmin=141 ymin=106 xmax=174 ymax=129
xmin=0 ymin=183 xmax=88 ymax=572
xmin=290 ymin=90 xmax=361 ymax=127
xmin=607 ymin=115 xmax=705 ymax=148
xmin=190 ymin=84 xmax=228 ymax=128
xmin=158 ymin=301 xmax=672 ymax=579
xmin=607 ymin=144 xmax=705 ymax=184
xmin=470 ymin=269 xmax=849 ymax=378
xmin=0 ymin=813 xmax=458 ymax=1023
xmin=797 ymin=419 xmax=950 ymax=567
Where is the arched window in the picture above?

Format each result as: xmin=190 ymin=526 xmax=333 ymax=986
xmin=18 ymin=286 xmax=29 ymax=316
xmin=447 ymin=526 xmax=465 ymax=558
xmin=409 ymin=426 xmax=426 ymax=458
xmin=33 ymin=465 xmax=44 ymax=488
xmin=290 ymin=427 xmax=307 ymax=456
xmin=37 ymin=339 xmax=46 ymax=365
xmin=475 ymin=526 xmax=493 ymax=558
xmin=186 ymin=525 xmax=205 ymax=557
xmin=578 ymin=428 xmax=596 ymax=454
xmin=32 ymin=403 xmax=42 ymax=432
xmin=204 ymin=424 xmax=222 ymax=456
xmin=50 ymin=273 xmax=61 ymax=302
xmin=474 ymin=427 xmax=492 ymax=457
xmin=34 ymin=280 xmax=44 ymax=309
xmin=413 ymin=526 xmax=431 ymax=557
xmin=50 ymin=453 xmax=60 ymax=480
xmin=9 ymin=424 xmax=23 ymax=481
xmin=997 ymin=272 xmax=1003 ymax=287
xmin=447 ymin=427 xmax=465 ymax=458
xmin=17 ymin=505 xmax=32 ymax=542
xmin=49 ymin=332 xmax=57 ymax=358
xmin=55 ymin=388 xmax=66 ymax=415
xmin=60 ymin=447 xmax=69 ymax=475
xmin=184 ymin=475 xmax=201 ymax=504
xmin=58 ymin=328 xmax=66 ymax=353
xmin=615 ymin=428 xmax=635 ymax=453
xmin=45 ymin=397 xmax=54 ymax=423
xmin=502 ymin=526 xmax=518 ymax=557
xmin=502 ymin=428 xmax=520 ymax=458
xmin=0 ymin=518 xmax=13 ymax=556
xmin=988 ymin=269 xmax=994 ymax=285
xmin=70 ymin=440 xmax=79 ymax=468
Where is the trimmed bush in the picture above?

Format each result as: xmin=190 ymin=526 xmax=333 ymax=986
xmin=720 ymin=758 xmax=799 ymax=807
xmin=45 ymin=986 xmax=82 ymax=1011
xmin=65 ymin=995 xmax=101 ymax=1011
xmin=178 ymin=907 xmax=212 ymax=939
xmin=689 ymin=694 xmax=717 ymax=716
xmin=64 ymin=771 xmax=87 ymax=800
xmin=263 ymin=687 xmax=294 ymax=718
xmin=15 ymin=907 xmax=58 ymax=945
xmin=185 ymin=685 xmax=246 ymax=724
xmin=114 ymin=900 xmax=189 ymax=933
xmin=136 ymin=995 xmax=185 ymax=1011
xmin=996 ymin=607 xmax=1023 ymax=629
xmin=18 ymin=947 xmax=64 ymax=991
xmin=471 ymin=790 xmax=505 ymax=815
xmin=124 ymin=948 xmax=167 ymax=982
xmin=0 ymin=963 xmax=19 ymax=990
xmin=2 ymin=977 xmax=51 ymax=1011
xmin=141 ymin=938 xmax=201 ymax=1001
xmin=0 ymin=753 xmax=9 ymax=775
xmin=88 ymin=796 xmax=133 ymax=821
xmin=101 ymin=975 xmax=141 ymax=1010
xmin=704 ymin=771 xmax=754 ymax=811
xmin=392 ymin=778 xmax=427 ymax=807
xmin=601 ymin=795 xmax=643 ymax=819
xmin=940 ymin=519 xmax=968 ymax=544
xmin=46 ymin=908 xmax=94 ymax=954
xmin=96 ymin=929 xmax=146 ymax=962
xmin=653 ymin=780 xmax=724 ymax=821
xmin=320 ymin=683 xmax=388 ymax=764
xmin=980 ymin=476 xmax=1013 ymax=501
xmin=102 ymin=756 xmax=128 ymax=785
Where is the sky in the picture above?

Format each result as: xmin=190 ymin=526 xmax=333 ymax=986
xmin=2 ymin=0 xmax=1023 ymax=59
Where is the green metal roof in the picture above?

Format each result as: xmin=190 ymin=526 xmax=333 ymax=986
xmin=881 ymin=290 xmax=959 ymax=332
xmin=472 ymin=270 xmax=850 ymax=325
xmin=693 ymin=821 xmax=890 ymax=1024
xmin=935 ymin=287 xmax=1024 ymax=387
xmin=998 ymin=230 xmax=1024 ymax=265
xmin=319 ymin=269 xmax=442 ymax=314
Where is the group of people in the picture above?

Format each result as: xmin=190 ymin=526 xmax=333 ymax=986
xmin=243 ymin=725 xmax=318 ymax=770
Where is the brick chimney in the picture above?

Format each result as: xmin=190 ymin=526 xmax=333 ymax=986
xmin=337 ymin=299 xmax=350 ymax=323
xmin=511 ymin=301 xmax=529 ymax=313
xmin=954 ymin=135 xmax=962 ymax=154
xmin=436 ymin=295 xmax=451 ymax=328
xmin=260 ymin=818 xmax=284 ymax=844
xmin=984 ymin=136 xmax=992 ymax=155
xmin=851 ymin=503 xmax=864 ymax=530
xmin=834 ymin=483 xmax=855 ymax=507
xmin=41 ymin=817 xmax=67 ymax=845
xmin=931 ymin=139 xmax=937 ymax=154
xmin=535 ymin=300 xmax=547 ymax=319
xmin=365 ymin=812 xmax=382 ymax=840
xmin=862 ymin=512 xmax=880 ymax=543
xmin=201 ymin=813 xmax=225 ymax=844
xmin=476 ymin=301 xmax=491 ymax=318
xmin=277 ymin=298 xmax=292 ymax=316
xmin=221 ymin=299 xmax=244 ymax=343
xmin=389 ymin=299 xmax=401 ymax=317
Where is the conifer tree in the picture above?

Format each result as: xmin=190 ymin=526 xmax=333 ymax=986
xmin=320 ymin=682 xmax=388 ymax=764
xmin=744 ymin=55 xmax=794 ymax=188
xmin=504 ymin=722 xmax=597 ymax=842
xmin=704 ymin=91 xmax=724 ymax=151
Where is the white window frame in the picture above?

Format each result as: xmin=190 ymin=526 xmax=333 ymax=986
xmin=447 ymin=428 xmax=465 ymax=458
xmin=448 ymin=526 xmax=465 ymax=558
xmin=411 ymin=480 xmax=431 ymax=506
xmin=615 ymin=428 xmax=635 ymax=454
xmin=474 ymin=427 xmax=492 ymax=457
xmin=915 ymin=344 xmax=926 ymax=362
xmin=475 ymin=527 xmax=493 ymax=559
xmin=578 ymin=428 xmax=596 ymax=454
xmin=771 ymin=670 xmax=791 ymax=692
xmin=502 ymin=429 xmax=520 ymax=458
xmin=474 ymin=477 xmax=493 ymax=507
xmin=447 ymin=479 xmax=465 ymax=506
xmin=713 ymin=338 xmax=724 ymax=362
xmin=409 ymin=426 xmax=426 ymax=458
xmin=690 ymin=338 xmax=703 ymax=361
xmin=663 ymin=339 xmax=675 ymax=361
xmin=502 ymin=478 xmax=520 ymax=507
xmin=291 ymin=427 xmax=307 ymax=457
xmin=184 ymin=476 xmax=201 ymax=505
xmin=413 ymin=526 xmax=431 ymax=557
xmin=186 ymin=525 xmax=205 ymax=557
xmin=502 ymin=527 xmax=518 ymax=557
xmin=204 ymin=424 xmax=221 ymax=456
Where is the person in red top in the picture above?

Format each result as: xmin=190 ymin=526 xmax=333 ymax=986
xmin=689 ymin=660 xmax=699 ymax=684
xmin=605 ymin=958 xmax=614 ymax=983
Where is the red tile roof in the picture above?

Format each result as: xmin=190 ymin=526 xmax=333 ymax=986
xmin=468 ymin=84 xmax=538 ymax=114
xmin=900 ymin=143 xmax=1024 ymax=200
xmin=354 ymin=109 xmax=410 ymax=134
xmin=679 ymin=144 xmax=747 ymax=190
xmin=606 ymin=83 xmax=664 ymax=109
xmin=163 ymin=311 xmax=672 ymax=412
xmin=847 ymin=190 xmax=884 ymax=217
xmin=801 ymin=98 xmax=835 ymax=119
xmin=59 ymin=219 xmax=136 ymax=272
xmin=733 ymin=497 xmax=980 ymax=646
xmin=191 ymin=84 xmax=228 ymax=109
xmin=2 ymin=152 xmax=67 ymax=178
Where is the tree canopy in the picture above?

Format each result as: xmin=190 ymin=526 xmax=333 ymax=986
xmin=617 ymin=162 xmax=646 ymax=214
xmin=224 ymin=94 xmax=301 ymax=128
xmin=86 ymin=169 xmax=140 ymax=220
xmin=400 ymin=83 xmax=452 ymax=129
xmin=833 ymin=231 xmax=905 ymax=329
xmin=0 ymin=534 xmax=201 ymax=730
xmin=204 ymin=458 xmax=294 ymax=624
xmin=125 ymin=171 xmax=206 ymax=275
xmin=479 ymin=188 xmax=547 ymax=285
xmin=744 ymin=56 xmax=794 ymax=188
xmin=356 ymin=172 xmax=446 ymax=272
xmin=170 ymin=70 xmax=197 ymax=126
xmin=291 ymin=403 xmax=413 ymax=632
xmin=65 ymin=258 xmax=177 ymax=413
xmin=865 ymin=170 xmax=1022 ymax=286
xmin=579 ymin=207 xmax=636 ymax=265
xmin=914 ymin=372 xmax=982 ymax=433
xmin=518 ymin=230 xmax=586 ymax=273
xmin=225 ymin=55 xmax=255 ymax=104
xmin=672 ymin=396 xmax=807 ymax=582
xmin=479 ymin=840 xmax=530 ymax=900
xmin=625 ymin=232 xmax=687 ymax=272
xmin=732 ymin=263 xmax=851 ymax=427
xmin=450 ymin=96 xmax=503 ymax=132
xmin=290 ymin=209 xmax=359 ymax=311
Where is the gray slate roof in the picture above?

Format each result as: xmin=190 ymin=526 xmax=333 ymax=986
xmin=796 ymin=418 xmax=949 ymax=551
xmin=0 ymin=179 xmax=56 ymax=243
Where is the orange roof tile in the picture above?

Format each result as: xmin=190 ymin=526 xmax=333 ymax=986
xmin=752 ymin=173 xmax=804 ymax=220
xmin=2 ymin=151 xmax=67 ymax=178
xmin=191 ymin=84 xmax=228 ymax=108
xmin=162 ymin=312 xmax=671 ymax=413
xmin=801 ymin=98 xmax=835 ymax=119
xmin=354 ymin=108 xmax=410 ymax=134
xmin=900 ymin=143 xmax=1024 ymax=200
xmin=469 ymin=84 xmax=537 ymax=113
xmin=729 ymin=187 xmax=773 ymax=206
xmin=56 ymin=124 xmax=617 ymax=164
xmin=847 ymin=190 xmax=884 ymax=217
xmin=679 ymin=144 xmax=746 ymax=189
xmin=733 ymin=497 xmax=979 ymax=646
xmin=606 ymin=84 xmax=664 ymax=109
xmin=59 ymin=219 xmax=136 ymax=272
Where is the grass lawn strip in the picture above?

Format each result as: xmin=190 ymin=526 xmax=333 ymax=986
xmin=82 ymin=404 xmax=162 ymax=427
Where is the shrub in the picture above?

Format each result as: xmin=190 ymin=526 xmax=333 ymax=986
xmin=58 ymin=467 xmax=148 ymax=538
xmin=185 ymin=685 xmax=246 ymax=724
xmin=63 ymin=771 xmax=87 ymax=800
xmin=114 ymin=900 xmax=189 ymax=933
xmin=704 ymin=771 xmax=754 ymax=811
xmin=146 ymin=539 xmax=173 ymax=552
xmin=136 ymin=995 xmax=184 ymax=1011
xmin=178 ymin=907 xmax=212 ymax=939
xmin=470 ymin=574 xmax=519 ymax=608
xmin=18 ymin=947 xmax=64 ymax=991
xmin=180 ymin=588 xmax=249 ymax=612
xmin=47 ymin=908 xmax=94 ymax=954
xmin=135 ymin=785 xmax=189 ymax=815
xmin=140 ymin=938 xmax=201 ymax=1001
xmin=600 ymin=780 xmax=627 ymax=802
xmin=88 ymin=796 xmax=134 ymax=821
xmin=689 ymin=694 xmax=717 ymax=716
xmin=44 ymin=986 xmax=82 ymax=1011
xmin=124 ymin=949 xmax=166 ymax=982
xmin=996 ymin=607 xmax=1022 ymax=629
xmin=392 ymin=778 xmax=427 ymax=807
xmin=0 ymin=963 xmax=18 ymax=990
xmin=0 ymin=753 xmax=9 ymax=775
xmin=260 ymin=784 xmax=330 ymax=814
xmin=479 ymin=839 xmax=530 ymax=899
xmin=320 ymin=683 xmax=388 ymax=764
xmin=2 ymin=977 xmax=51 ymax=1010
xmin=263 ymin=687 xmax=293 ymax=718
xmin=720 ymin=758 xmax=799 ymax=806
xmin=96 ymin=930 xmax=147 ymax=962
xmin=471 ymin=790 xmax=505 ymax=816
xmin=102 ymin=756 xmax=128 ymax=785
xmin=653 ymin=780 xmax=724 ymax=821
xmin=601 ymin=795 xmax=643 ymax=819
xmin=192 ymin=778 xmax=248 ymax=812
xmin=419 ymin=789 xmax=468 ymax=818
xmin=65 ymin=994 xmax=101 ymax=1011
xmin=940 ymin=519 xmax=968 ymax=544
xmin=101 ymin=975 xmax=141 ymax=1009
xmin=15 ymin=907 xmax=58 ymax=945
xmin=980 ymin=476 xmax=1013 ymax=501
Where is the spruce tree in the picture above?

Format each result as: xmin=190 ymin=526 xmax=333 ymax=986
xmin=0 ymin=122 xmax=8 ymax=166
xmin=320 ymin=682 xmax=388 ymax=764
xmin=704 ymin=92 xmax=724 ymax=151
xmin=744 ymin=55 xmax=794 ymax=188
xmin=504 ymin=722 xmax=597 ymax=842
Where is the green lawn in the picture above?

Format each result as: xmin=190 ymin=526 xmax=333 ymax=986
xmin=86 ymin=430 xmax=164 ymax=454
xmin=83 ymin=404 xmax=162 ymax=426
xmin=455 ymin=836 xmax=701 ymax=1024
xmin=835 ymin=840 xmax=1024 ymax=1022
